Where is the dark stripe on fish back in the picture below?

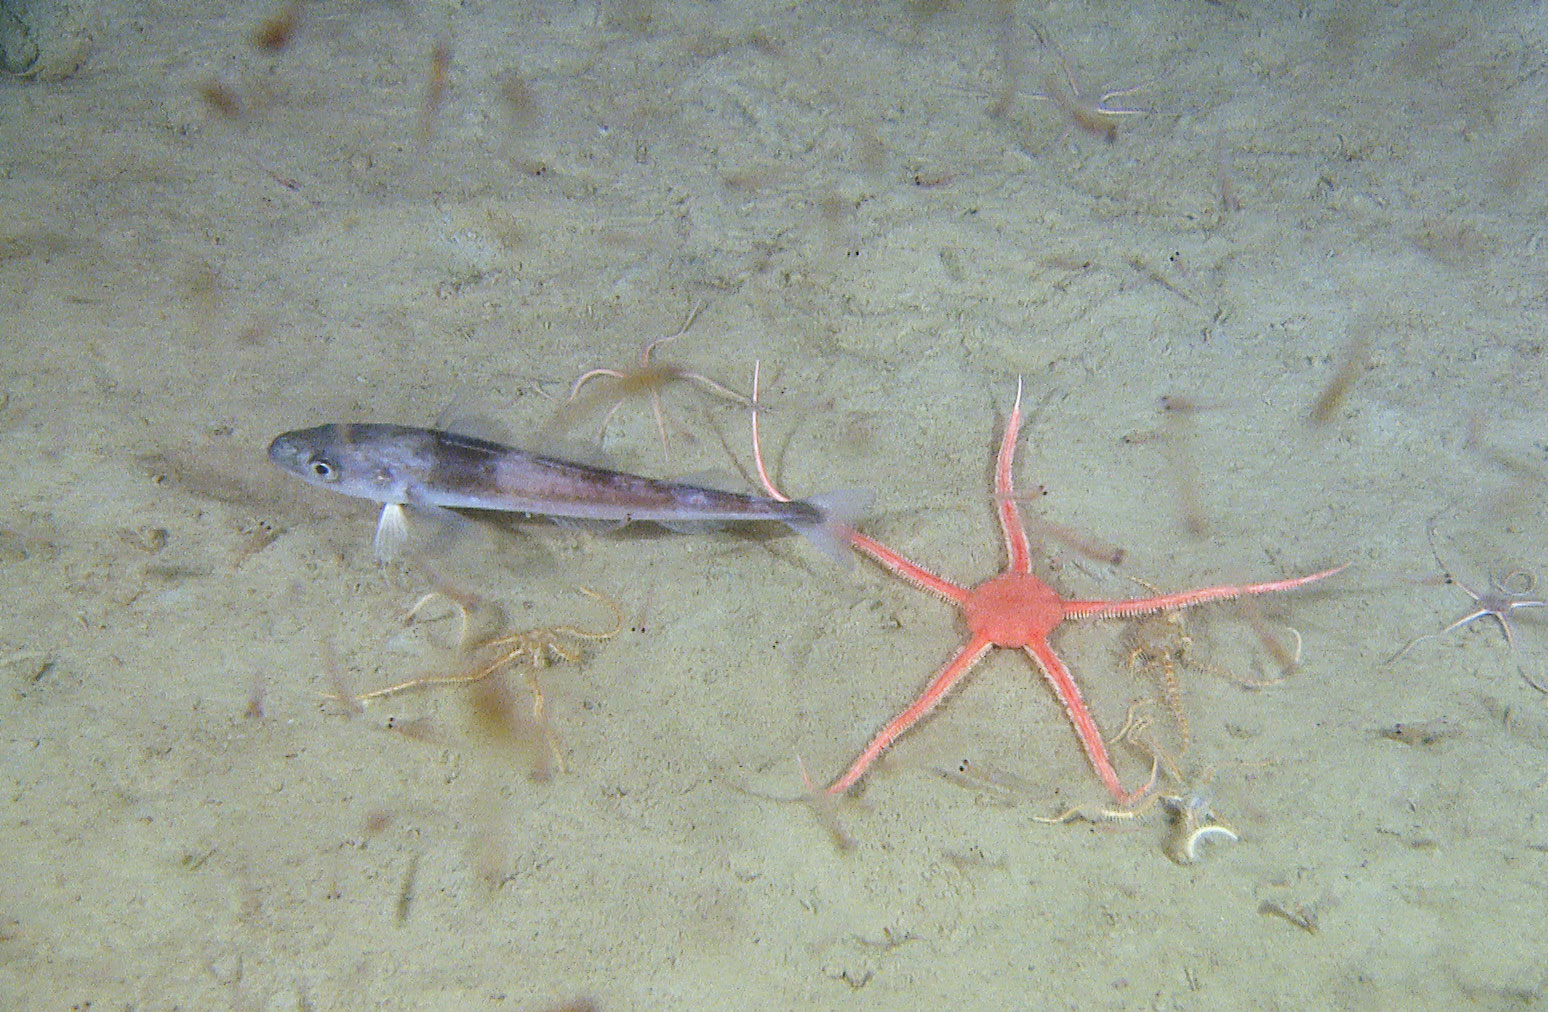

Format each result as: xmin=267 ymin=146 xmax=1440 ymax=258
xmin=424 ymin=429 xmax=820 ymax=521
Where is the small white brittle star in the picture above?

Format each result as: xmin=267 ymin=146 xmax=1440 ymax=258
xmin=1389 ymin=519 xmax=1547 ymax=663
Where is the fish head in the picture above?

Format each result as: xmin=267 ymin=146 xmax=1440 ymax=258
xmin=267 ymin=424 xmax=420 ymax=504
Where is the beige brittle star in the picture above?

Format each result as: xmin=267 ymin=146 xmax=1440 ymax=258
xmin=563 ymin=303 xmax=750 ymax=461
xmin=324 ymin=588 xmax=621 ymax=769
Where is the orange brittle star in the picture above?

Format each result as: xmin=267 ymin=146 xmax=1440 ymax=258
xmin=751 ymin=366 xmax=1346 ymax=805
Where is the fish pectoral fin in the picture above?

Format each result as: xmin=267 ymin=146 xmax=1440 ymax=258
xmin=373 ymin=503 xmax=411 ymax=562
xmin=373 ymin=498 xmax=468 ymax=562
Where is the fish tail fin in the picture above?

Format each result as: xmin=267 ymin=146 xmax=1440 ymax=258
xmin=789 ymin=489 xmax=872 ymax=566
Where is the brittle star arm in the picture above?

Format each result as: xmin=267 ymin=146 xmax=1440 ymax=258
xmin=1392 ymin=596 xmax=1548 ymax=659
xmin=847 ymin=531 xmax=970 ymax=606
xmin=1023 ymin=636 xmax=1155 ymax=806
xmin=994 ymin=377 xmax=1036 ymax=575
xmin=828 ymin=634 xmax=995 ymax=795
xmin=1452 ymin=598 xmax=1547 ymax=648
xmin=748 ymin=360 xmax=967 ymax=605
xmin=1061 ymin=565 xmax=1348 ymax=620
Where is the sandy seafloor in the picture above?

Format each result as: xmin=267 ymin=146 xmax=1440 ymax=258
xmin=3 ymin=0 xmax=1548 ymax=1008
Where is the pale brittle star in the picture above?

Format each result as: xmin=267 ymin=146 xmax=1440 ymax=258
xmin=750 ymin=364 xmax=1346 ymax=805
xmin=1389 ymin=519 xmax=1547 ymax=665
xmin=559 ymin=303 xmax=750 ymax=462
xmin=1024 ymin=56 xmax=1152 ymax=144
xmin=993 ymin=21 xmax=1154 ymax=144
xmin=947 ymin=741 xmax=1241 ymax=864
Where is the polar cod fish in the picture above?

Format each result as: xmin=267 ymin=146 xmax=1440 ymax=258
xmin=268 ymin=423 xmax=866 ymax=562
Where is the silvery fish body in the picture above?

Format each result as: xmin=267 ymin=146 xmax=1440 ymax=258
xmin=268 ymin=423 xmax=861 ymax=561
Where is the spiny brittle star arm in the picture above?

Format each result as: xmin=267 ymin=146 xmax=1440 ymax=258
xmin=1063 ymin=565 xmax=1348 ymax=621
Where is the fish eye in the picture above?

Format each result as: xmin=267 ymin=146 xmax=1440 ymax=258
xmin=307 ymin=456 xmax=338 ymax=481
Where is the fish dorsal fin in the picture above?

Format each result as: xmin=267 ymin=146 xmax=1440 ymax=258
xmin=530 ymin=436 xmax=617 ymax=470
xmin=438 ymin=410 xmax=515 ymax=447
xmin=673 ymin=470 xmax=738 ymax=492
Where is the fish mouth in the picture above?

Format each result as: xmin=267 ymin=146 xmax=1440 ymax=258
xmin=267 ymin=432 xmax=311 ymax=473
